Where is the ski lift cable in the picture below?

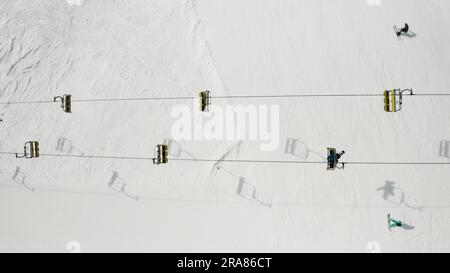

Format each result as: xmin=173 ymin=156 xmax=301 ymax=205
xmin=165 ymin=158 xmax=450 ymax=165
xmin=2 ymin=93 xmax=450 ymax=105
xmin=2 ymin=151 xmax=450 ymax=166
xmin=0 ymin=96 xmax=197 ymax=105
xmin=0 ymin=100 xmax=55 ymax=105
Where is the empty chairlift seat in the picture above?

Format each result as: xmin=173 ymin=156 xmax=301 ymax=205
xmin=16 ymin=141 xmax=40 ymax=159
xmin=54 ymin=94 xmax=72 ymax=113
xmin=199 ymin=90 xmax=211 ymax=112
xmin=383 ymin=89 xmax=413 ymax=112
xmin=153 ymin=144 xmax=169 ymax=165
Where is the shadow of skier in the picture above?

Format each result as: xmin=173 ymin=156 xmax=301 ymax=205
xmin=402 ymin=31 xmax=417 ymax=38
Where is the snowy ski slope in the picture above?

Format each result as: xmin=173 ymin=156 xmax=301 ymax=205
xmin=1 ymin=0 xmax=450 ymax=252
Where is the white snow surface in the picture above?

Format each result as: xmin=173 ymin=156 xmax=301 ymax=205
xmin=1 ymin=0 xmax=450 ymax=252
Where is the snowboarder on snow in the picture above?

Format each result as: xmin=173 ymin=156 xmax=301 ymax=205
xmin=388 ymin=214 xmax=403 ymax=229
xmin=395 ymin=23 xmax=409 ymax=36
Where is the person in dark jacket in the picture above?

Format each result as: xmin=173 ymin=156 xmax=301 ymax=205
xmin=396 ymin=23 xmax=409 ymax=36
xmin=328 ymin=150 xmax=345 ymax=163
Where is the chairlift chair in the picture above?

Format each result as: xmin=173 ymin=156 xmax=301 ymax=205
xmin=384 ymin=89 xmax=413 ymax=112
xmin=327 ymin=147 xmax=344 ymax=171
xmin=153 ymin=144 xmax=168 ymax=165
xmin=16 ymin=141 xmax=40 ymax=159
xmin=54 ymin=94 xmax=72 ymax=113
xmin=199 ymin=90 xmax=211 ymax=112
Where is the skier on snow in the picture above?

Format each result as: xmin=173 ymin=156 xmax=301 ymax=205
xmin=395 ymin=23 xmax=409 ymax=36
xmin=388 ymin=214 xmax=403 ymax=229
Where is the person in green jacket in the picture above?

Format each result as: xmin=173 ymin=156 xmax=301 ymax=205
xmin=388 ymin=214 xmax=403 ymax=229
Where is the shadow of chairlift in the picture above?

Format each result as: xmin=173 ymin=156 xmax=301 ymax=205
xmin=15 ymin=141 xmax=40 ymax=159
xmin=163 ymin=139 xmax=182 ymax=158
xmin=377 ymin=181 xmax=423 ymax=211
xmin=384 ymin=88 xmax=413 ymax=112
xmin=54 ymin=94 xmax=72 ymax=113
xmin=108 ymin=172 xmax=139 ymax=201
xmin=237 ymin=178 xmax=255 ymax=200
xmin=439 ymin=140 xmax=450 ymax=159
xmin=56 ymin=137 xmax=84 ymax=156
xmin=56 ymin=138 xmax=74 ymax=155
xmin=163 ymin=139 xmax=196 ymax=159
xmin=12 ymin=167 xmax=35 ymax=192
xmin=285 ymin=138 xmax=309 ymax=159
xmin=237 ymin=178 xmax=272 ymax=207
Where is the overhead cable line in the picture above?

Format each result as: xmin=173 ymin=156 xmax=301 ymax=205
xmin=2 ymin=92 xmax=450 ymax=106
xmin=2 ymin=151 xmax=450 ymax=166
